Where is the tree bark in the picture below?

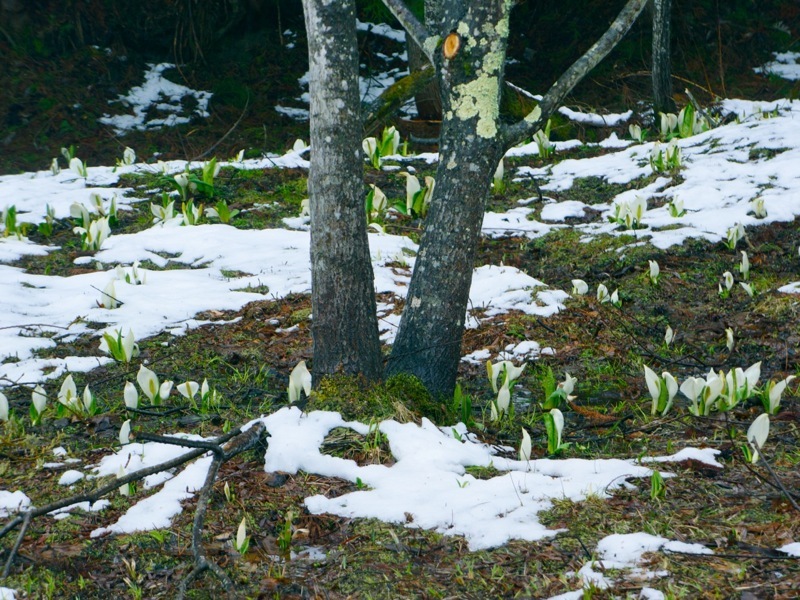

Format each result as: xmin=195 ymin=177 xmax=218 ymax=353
xmin=652 ymin=0 xmax=676 ymax=114
xmin=407 ymin=38 xmax=442 ymax=120
xmin=386 ymin=1 xmax=507 ymax=396
xmin=387 ymin=0 xmax=648 ymax=397
xmin=302 ymin=0 xmax=382 ymax=382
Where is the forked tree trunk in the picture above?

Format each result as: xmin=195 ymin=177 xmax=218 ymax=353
xmin=386 ymin=1 xmax=508 ymax=396
xmin=652 ymin=0 xmax=676 ymax=114
xmin=301 ymin=0 xmax=382 ymax=382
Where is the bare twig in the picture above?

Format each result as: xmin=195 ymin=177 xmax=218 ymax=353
xmin=379 ymin=0 xmax=433 ymax=62
xmin=502 ymin=0 xmax=648 ymax=148
xmin=0 ymin=424 xmax=262 ymax=577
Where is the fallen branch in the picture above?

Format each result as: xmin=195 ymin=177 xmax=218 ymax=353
xmin=1 ymin=421 xmax=267 ymax=589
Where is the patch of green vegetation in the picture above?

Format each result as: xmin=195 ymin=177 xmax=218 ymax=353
xmin=554 ymin=175 xmax=652 ymax=206
xmin=308 ymin=373 xmax=447 ymax=423
xmin=464 ymin=464 xmax=503 ymax=480
xmin=289 ymin=307 xmax=312 ymax=325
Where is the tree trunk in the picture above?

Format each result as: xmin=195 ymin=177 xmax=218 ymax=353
xmin=302 ymin=0 xmax=383 ymax=382
xmin=651 ymin=0 xmax=676 ymax=114
xmin=386 ymin=1 xmax=508 ymax=396
xmin=407 ymin=38 xmax=442 ymax=120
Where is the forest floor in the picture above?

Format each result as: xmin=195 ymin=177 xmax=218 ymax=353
xmin=1 ymin=5 xmax=800 ymax=600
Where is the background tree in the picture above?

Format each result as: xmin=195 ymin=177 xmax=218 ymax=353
xmin=652 ymin=0 xmax=676 ymax=114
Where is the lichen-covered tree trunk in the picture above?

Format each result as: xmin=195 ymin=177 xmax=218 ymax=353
xmin=386 ymin=1 xmax=508 ymax=396
xmin=302 ymin=0 xmax=382 ymax=382
xmin=652 ymin=0 xmax=675 ymax=114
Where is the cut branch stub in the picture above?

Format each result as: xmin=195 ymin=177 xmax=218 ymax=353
xmin=443 ymin=32 xmax=461 ymax=60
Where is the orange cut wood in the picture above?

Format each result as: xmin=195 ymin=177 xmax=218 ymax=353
xmin=443 ymin=32 xmax=461 ymax=59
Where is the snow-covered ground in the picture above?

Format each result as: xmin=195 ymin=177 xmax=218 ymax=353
xmin=2 ymin=31 xmax=800 ymax=599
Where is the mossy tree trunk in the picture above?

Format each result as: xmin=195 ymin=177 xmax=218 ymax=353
xmin=301 ymin=0 xmax=383 ymax=382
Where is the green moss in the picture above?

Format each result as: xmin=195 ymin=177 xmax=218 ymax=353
xmin=307 ymin=373 xmax=447 ymax=423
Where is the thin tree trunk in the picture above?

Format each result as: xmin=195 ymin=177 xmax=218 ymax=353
xmin=652 ymin=0 xmax=675 ymax=114
xmin=302 ymin=0 xmax=382 ymax=381
xmin=407 ymin=38 xmax=442 ymax=120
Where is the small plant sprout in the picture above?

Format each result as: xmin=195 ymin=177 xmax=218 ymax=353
xmin=763 ymin=375 xmax=796 ymax=415
xmin=69 ymin=202 xmax=90 ymax=228
xmin=30 ymin=385 xmax=47 ymax=425
xmin=362 ymin=126 xmax=401 ymax=168
xmin=115 ymin=261 xmax=147 ymax=285
xmin=739 ymin=251 xmax=750 ymax=281
xmin=610 ymin=195 xmax=647 ymax=229
xmin=181 ymin=199 xmax=203 ymax=226
xmin=119 ymin=420 xmax=132 ymax=445
xmin=288 ymin=360 xmax=312 ymax=403
xmin=292 ymin=139 xmax=309 ymax=154
xmin=628 ymin=123 xmax=646 ymax=142
xmin=101 ymin=328 xmax=139 ymax=363
xmin=492 ymin=379 xmax=511 ymax=421
xmin=124 ymin=382 xmax=139 ymax=410
xmin=542 ymin=371 xmax=577 ymax=410
xmin=596 ymin=283 xmax=610 ymax=303
xmin=205 ymin=200 xmax=240 ymax=223
xmin=487 ymin=360 xmax=526 ymax=394
xmin=136 ymin=365 xmax=174 ymax=407
xmin=610 ymin=289 xmax=622 ymax=308
xmin=667 ymin=198 xmax=685 ymax=217
xmin=544 ymin=408 xmax=566 ymax=454
xmin=0 ymin=391 xmax=8 ymax=421
xmin=725 ymin=223 xmax=745 ymax=251
xmin=664 ymin=325 xmax=674 ymax=347
xmin=649 ymin=139 xmax=681 ymax=172
xmin=648 ymin=260 xmax=660 ymax=285
xmin=719 ymin=271 xmax=734 ymax=299
xmin=519 ymin=427 xmax=532 ymax=461
xmin=151 ymin=197 xmax=176 ymax=224
xmin=122 ymin=147 xmax=136 ymax=166
xmin=725 ymin=327 xmax=735 ymax=352
xmin=650 ymin=470 xmax=666 ymax=500
xmin=745 ymin=413 xmax=770 ymax=464
xmin=223 ymin=481 xmax=233 ymax=503
xmin=74 ymin=216 xmax=111 ymax=251
xmin=660 ymin=112 xmax=679 ymax=138
xmin=2 ymin=205 xmax=24 ymax=240
xmin=177 ymin=381 xmax=200 ymax=402
xmin=236 ymin=516 xmax=250 ymax=554
xmin=740 ymin=282 xmax=755 ymax=297
xmin=201 ymin=157 xmax=220 ymax=193
xmin=299 ymin=198 xmax=310 ymax=218
xmin=397 ymin=172 xmax=435 ymax=218
xmin=571 ymin=279 xmax=588 ymax=295
xmin=644 ymin=366 xmax=678 ymax=416
xmin=492 ymin=159 xmax=505 ymax=193
xmin=533 ymin=119 xmax=554 ymax=159
xmin=38 ymin=203 xmax=56 ymax=237
xmin=57 ymin=375 xmax=79 ymax=412
xmin=50 ymin=157 xmax=61 ymax=175
xmin=174 ymin=172 xmax=189 ymax=201
xmin=118 ymin=466 xmax=131 ymax=496
xmin=719 ymin=362 xmax=761 ymax=411
xmin=685 ymin=370 xmax=727 ymax=416
xmin=69 ymin=156 xmax=88 ymax=178
xmin=750 ymin=197 xmax=767 ymax=218
xmin=365 ymin=184 xmax=388 ymax=222
xmin=99 ymin=280 xmax=119 ymax=309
